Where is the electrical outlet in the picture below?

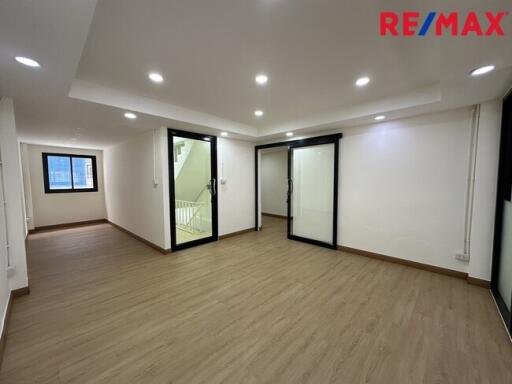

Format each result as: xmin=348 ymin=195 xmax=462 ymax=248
xmin=7 ymin=265 xmax=16 ymax=277
xmin=455 ymin=252 xmax=470 ymax=262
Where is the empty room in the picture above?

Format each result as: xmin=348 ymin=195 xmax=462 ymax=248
xmin=1 ymin=1 xmax=512 ymax=383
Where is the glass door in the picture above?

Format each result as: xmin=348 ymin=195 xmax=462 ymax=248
xmin=168 ymin=129 xmax=218 ymax=251
xmin=492 ymin=93 xmax=512 ymax=334
xmin=287 ymin=135 xmax=340 ymax=248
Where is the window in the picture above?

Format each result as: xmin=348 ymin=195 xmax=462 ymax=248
xmin=42 ymin=153 xmax=98 ymax=193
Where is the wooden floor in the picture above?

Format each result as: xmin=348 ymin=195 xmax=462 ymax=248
xmin=1 ymin=217 xmax=511 ymax=384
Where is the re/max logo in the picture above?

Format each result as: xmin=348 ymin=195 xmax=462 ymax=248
xmin=380 ymin=11 xmax=509 ymax=36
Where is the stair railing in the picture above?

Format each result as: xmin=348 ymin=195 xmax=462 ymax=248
xmin=175 ymin=200 xmax=207 ymax=234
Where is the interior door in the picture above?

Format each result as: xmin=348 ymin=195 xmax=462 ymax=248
xmin=491 ymin=92 xmax=512 ymax=335
xmin=168 ymin=129 xmax=218 ymax=251
xmin=287 ymin=135 xmax=340 ymax=248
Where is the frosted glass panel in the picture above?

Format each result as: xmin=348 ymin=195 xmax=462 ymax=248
xmin=498 ymin=201 xmax=512 ymax=311
xmin=291 ymin=143 xmax=334 ymax=243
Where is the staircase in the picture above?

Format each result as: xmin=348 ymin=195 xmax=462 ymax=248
xmin=173 ymin=140 xmax=193 ymax=179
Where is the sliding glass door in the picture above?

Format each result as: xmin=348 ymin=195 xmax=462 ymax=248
xmin=287 ymin=135 xmax=339 ymax=248
xmin=168 ymin=129 xmax=218 ymax=251
xmin=492 ymin=93 xmax=512 ymax=334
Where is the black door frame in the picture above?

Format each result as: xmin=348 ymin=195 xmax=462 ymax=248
xmin=490 ymin=91 xmax=512 ymax=334
xmin=168 ymin=129 xmax=218 ymax=251
xmin=254 ymin=133 xmax=342 ymax=249
xmin=287 ymin=135 xmax=340 ymax=249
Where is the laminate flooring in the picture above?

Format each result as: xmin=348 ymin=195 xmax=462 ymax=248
xmin=1 ymin=217 xmax=511 ymax=383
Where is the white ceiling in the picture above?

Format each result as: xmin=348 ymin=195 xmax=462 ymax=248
xmin=1 ymin=0 xmax=512 ymax=148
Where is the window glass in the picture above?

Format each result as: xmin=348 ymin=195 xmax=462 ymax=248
xmin=47 ymin=156 xmax=72 ymax=190
xmin=43 ymin=153 xmax=97 ymax=193
xmin=72 ymin=157 xmax=94 ymax=189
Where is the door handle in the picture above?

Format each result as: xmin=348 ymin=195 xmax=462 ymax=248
xmin=211 ymin=178 xmax=216 ymax=196
xmin=287 ymin=178 xmax=293 ymax=203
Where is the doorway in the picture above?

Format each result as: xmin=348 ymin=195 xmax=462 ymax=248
xmin=168 ymin=129 xmax=218 ymax=251
xmin=259 ymin=146 xmax=288 ymax=237
xmin=255 ymin=134 xmax=341 ymax=249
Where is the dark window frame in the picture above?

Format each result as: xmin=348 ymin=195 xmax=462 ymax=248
xmin=42 ymin=153 xmax=98 ymax=193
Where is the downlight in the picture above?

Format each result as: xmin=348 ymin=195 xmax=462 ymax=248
xmin=15 ymin=56 xmax=40 ymax=68
xmin=355 ymin=76 xmax=370 ymax=87
xmin=255 ymin=74 xmax=268 ymax=85
xmin=148 ymin=72 xmax=164 ymax=83
xmin=470 ymin=65 xmax=495 ymax=76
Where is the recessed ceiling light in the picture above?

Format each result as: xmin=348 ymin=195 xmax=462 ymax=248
xmin=286 ymin=132 xmax=294 ymax=137
xmin=254 ymin=110 xmax=264 ymax=117
xmin=374 ymin=115 xmax=386 ymax=121
xmin=148 ymin=72 xmax=164 ymax=83
xmin=221 ymin=132 xmax=228 ymax=137
xmin=14 ymin=56 xmax=40 ymax=68
xmin=255 ymin=74 xmax=268 ymax=85
xmin=355 ymin=76 xmax=370 ymax=87
xmin=124 ymin=112 xmax=137 ymax=119
xmin=204 ymin=137 xmax=211 ymax=141
xmin=470 ymin=65 xmax=495 ymax=76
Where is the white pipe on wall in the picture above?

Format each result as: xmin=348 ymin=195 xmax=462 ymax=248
xmin=153 ymin=128 xmax=160 ymax=187
xmin=219 ymin=146 xmax=226 ymax=184
xmin=462 ymin=104 xmax=481 ymax=258
xmin=19 ymin=143 xmax=34 ymax=233
xmin=0 ymin=148 xmax=11 ymax=268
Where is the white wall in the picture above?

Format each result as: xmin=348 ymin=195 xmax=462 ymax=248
xmin=105 ymin=104 xmax=500 ymax=281
xmin=103 ymin=128 xmax=170 ymax=250
xmin=103 ymin=131 xmax=254 ymax=249
xmin=339 ymin=107 xmax=473 ymax=273
xmin=0 ymin=98 xmax=29 ymax=335
xmin=218 ymin=138 xmax=255 ymax=235
xmin=254 ymin=103 xmax=501 ymax=280
xmin=468 ymin=100 xmax=502 ymax=280
xmin=26 ymin=144 xmax=106 ymax=227
xmin=261 ymin=148 xmax=287 ymax=217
